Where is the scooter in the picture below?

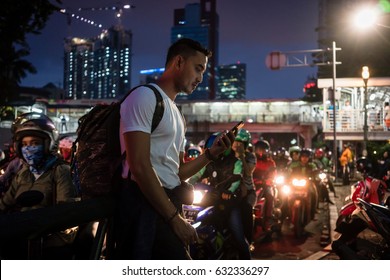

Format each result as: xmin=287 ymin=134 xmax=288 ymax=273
xmin=253 ymin=177 xmax=282 ymax=241
xmin=336 ymin=176 xmax=388 ymax=227
xmin=332 ymin=197 xmax=390 ymax=259
xmin=182 ymin=175 xmax=242 ymax=259
xmin=279 ymin=176 xmax=315 ymax=238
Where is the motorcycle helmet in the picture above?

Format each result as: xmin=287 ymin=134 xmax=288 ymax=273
xmin=299 ymin=148 xmax=313 ymax=159
xmin=205 ymin=132 xmax=231 ymax=157
xmin=254 ymin=139 xmax=270 ymax=160
xmin=14 ymin=113 xmax=59 ymax=158
xmin=235 ymin=129 xmax=252 ymax=148
xmin=314 ymin=148 xmax=324 ymax=158
xmin=186 ymin=145 xmax=202 ymax=161
xmin=276 ymin=147 xmax=288 ymax=159
xmin=356 ymin=157 xmax=372 ymax=175
xmin=254 ymin=139 xmax=270 ymax=151
xmin=289 ymin=145 xmax=301 ymax=157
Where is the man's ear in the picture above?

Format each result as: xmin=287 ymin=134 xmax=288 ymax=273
xmin=175 ymin=55 xmax=185 ymax=69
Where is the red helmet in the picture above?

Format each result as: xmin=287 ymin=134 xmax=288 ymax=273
xmin=314 ymin=148 xmax=324 ymax=158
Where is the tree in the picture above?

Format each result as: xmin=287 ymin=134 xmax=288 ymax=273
xmin=0 ymin=0 xmax=61 ymax=105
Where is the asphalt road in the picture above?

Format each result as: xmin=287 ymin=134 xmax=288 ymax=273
xmin=251 ymin=182 xmax=352 ymax=260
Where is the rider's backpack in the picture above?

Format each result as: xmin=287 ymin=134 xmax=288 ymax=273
xmin=71 ymin=84 xmax=164 ymax=200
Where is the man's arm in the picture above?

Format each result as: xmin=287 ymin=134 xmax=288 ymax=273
xmin=178 ymin=131 xmax=236 ymax=181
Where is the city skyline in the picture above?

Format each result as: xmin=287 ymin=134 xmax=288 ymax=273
xmin=21 ymin=0 xmax=319 ymax=100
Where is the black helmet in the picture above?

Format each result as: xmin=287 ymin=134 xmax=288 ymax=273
xmin=300 ymin=148 xmax=312 ymax=159
xmin=255 ymin=139 xmax=270 ymax=151
xmin=356 ymin=157 xmax=372 ymax=174
xmin=14 ymin=113 xmax=59 ymax=158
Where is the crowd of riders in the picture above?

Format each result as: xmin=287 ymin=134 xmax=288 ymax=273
xmin=1 ymin=112 xmax=390 ymax=259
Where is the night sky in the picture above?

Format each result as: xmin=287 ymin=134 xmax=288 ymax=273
xmin=21 ymin=0 xmax=319 ymax=100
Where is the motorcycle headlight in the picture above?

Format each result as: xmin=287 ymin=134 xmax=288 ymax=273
xmin=318 ymin=173 xmax=327 ymax=180
xmin=281 ymin=185 xmax=291 ymax=195
xmin=193 ymin=190 xmax=206 ymax=204
xmin=292 ymin=178 xmax=307 ymax=187
xmin=275 ymin=175 xmax=285 ymax=185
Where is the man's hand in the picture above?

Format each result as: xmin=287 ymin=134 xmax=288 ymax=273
xmin=170 ymin=214 xmax=198 ymax=246
xmin=208 ymin=130 xmax=235 ymax=159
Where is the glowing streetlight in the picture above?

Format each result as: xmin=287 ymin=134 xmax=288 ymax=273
xmin=362 ymin=66 xmax=370 ymax=152
xmin=353 ymin=6 xmax=380 ymax=30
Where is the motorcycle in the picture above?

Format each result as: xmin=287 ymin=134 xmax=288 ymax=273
xmin=279 ymin=176 xmax=315 ymax=238
xmin=336 ymin=175 xmax=388 ymax=227
xmin=253 ymin=176 xmax=282 ymax=241
xmin=332 ymin=197 xmax=390 ymax=259
xmin=316 ymin=169 xmax=333 ymax=204
xmin=182 ymin=175 xmax=242 ymax=259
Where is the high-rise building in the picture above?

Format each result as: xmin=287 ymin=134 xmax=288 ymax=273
xmin=171 ymin=0 xmax=219 ymax=101
xmin=63 ymin=37 xmax=94 ymax=100
xmin=217 ymin=63 xmax=246 ymax=100
xmin=139 ymin=68 xmax=165 ymax=84
xmin=63 ymin=25 xmax=132 ymax=99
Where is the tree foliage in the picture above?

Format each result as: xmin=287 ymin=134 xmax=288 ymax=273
xmin=0 ymin=0 xmax=61 ymax=105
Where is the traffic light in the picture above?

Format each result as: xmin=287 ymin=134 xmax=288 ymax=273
xmin=303 ymin=78 xmax=322 ymax=101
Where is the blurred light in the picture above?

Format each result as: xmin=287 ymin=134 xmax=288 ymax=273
xmin=362 ymin=66 xmax=370 ymax=80
xmin=353 ymin=6 xmax=380 ymax=30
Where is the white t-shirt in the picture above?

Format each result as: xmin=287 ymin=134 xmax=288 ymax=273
xmin=119 ymin=84 xmax=185 ymax=189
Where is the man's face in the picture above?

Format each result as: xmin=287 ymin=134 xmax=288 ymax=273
xmin=22 ymin=136 xmax=43 ymax=148
xmin=232 ymin=140 xmax=245 ymax=154
xmin=292 ymin=152 xmax=300 ymax=161
xmin=300 ymin=155 xmax=309 ymax=164
xmin=176 ymin=51 xmax=208 ymax=94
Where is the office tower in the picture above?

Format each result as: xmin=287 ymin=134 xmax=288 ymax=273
xmin=217 ymin=63 xmax=246 ymax=100
xmin=93 ymin=25 xmax=132 ymax=99
xmin=63 ymin=37 xmax=94 ymax=100
xmin=171 ymin=0 xmax=219 ymax=100
xmin=63 ymin=25 xmax=132 ymax=99
xmin=139 ymin=68 xmax=165 ymax=84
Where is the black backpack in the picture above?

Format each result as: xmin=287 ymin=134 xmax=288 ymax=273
xmin=71 ymin=84 xmax=164 ymax=200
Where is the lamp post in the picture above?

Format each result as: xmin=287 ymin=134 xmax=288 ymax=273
xmin=362 ymin=66 xmax=370 ymax=152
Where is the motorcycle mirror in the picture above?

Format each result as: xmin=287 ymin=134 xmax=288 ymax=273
xmin=16 ymin=190 xmax=44 ymax=207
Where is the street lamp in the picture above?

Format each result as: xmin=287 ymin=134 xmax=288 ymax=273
xmin=362 ymin=66 xmax=370 ymax=152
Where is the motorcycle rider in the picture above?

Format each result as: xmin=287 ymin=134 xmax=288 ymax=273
xmin=0 ymin=113 xmax=79 ymax=259
xmin=274 ymin=147 xmax=290 ymax=172
xmin=313 ymin=148 xmax=338 ymax=199
xmin=252 ymin=138 xmax=277 ymax=239
xmin=287 ymin=148 xmax=321 ymax=218
xmin=231 ymin=129 xmax=256 ymax=251
xmin=287 ymin=145 xmax=301 ymax=167
xmin=190 ymin=132 xmax=251 ymax=259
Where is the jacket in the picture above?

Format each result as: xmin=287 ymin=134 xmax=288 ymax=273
xmin=0 ymin=160 xmax=78 ymax=212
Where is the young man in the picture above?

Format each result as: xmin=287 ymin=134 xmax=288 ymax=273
xmin=116 ymin=38 xmax=235 ymax=259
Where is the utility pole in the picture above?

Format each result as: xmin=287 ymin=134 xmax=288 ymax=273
xmin=266 ymin=42 xmax=341 ymax=179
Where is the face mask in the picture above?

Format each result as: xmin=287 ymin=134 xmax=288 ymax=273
xmin=21 ymin=145 xmax=45 ymax=169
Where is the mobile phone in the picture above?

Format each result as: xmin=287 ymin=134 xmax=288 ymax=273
xmin=230 ymin=121 xmax=244 ymax=136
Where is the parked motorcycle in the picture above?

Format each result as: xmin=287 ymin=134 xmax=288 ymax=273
xmin=182 ymin=175 xmax=242 ymax=259
xmin=279 ymin=176 xmax=315 ymax=238
xmin=336 ymin=176 xmax=388 ymax=227
xmin=332 ymin=197 xmax=390 ymax=259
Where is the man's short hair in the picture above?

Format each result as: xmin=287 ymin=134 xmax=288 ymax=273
xmin=165 ymin=38 xmax=212 ymax=67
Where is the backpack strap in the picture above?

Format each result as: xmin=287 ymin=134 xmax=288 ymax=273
xmin=142 ymin=84 xmax=164 ymax=133
xmin=120 ymin=84 xmax=164 ymax=133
